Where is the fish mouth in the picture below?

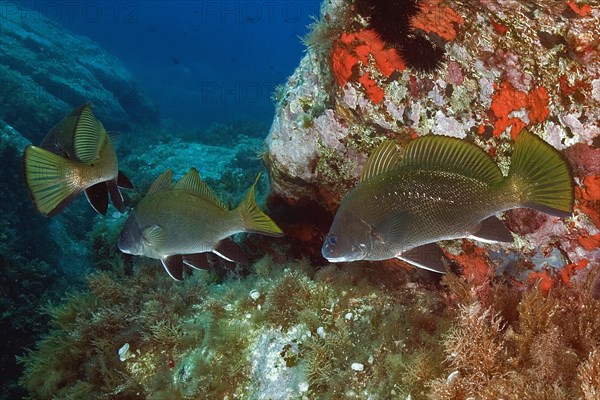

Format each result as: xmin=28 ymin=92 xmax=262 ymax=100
xmin=323 ymin=255 xmax=349 ymax=262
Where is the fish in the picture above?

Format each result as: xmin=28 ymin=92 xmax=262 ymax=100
xmin=117 ymin=168 xmax=283 ymax=281
xmin=23 ymin=103 xmax=133 ymax=216
xmin=322 ymin=129 xmax=574 ymax=273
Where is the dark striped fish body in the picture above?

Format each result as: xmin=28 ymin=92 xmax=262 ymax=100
xmin=322 ymin=130 xmax=573 ymax=273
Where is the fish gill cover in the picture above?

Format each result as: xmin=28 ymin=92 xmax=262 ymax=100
xmin=2 ymin=0 xmax=600 ymax=399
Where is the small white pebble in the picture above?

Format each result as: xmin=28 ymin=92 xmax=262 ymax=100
xmin=351 ymin=362 xmax=364 ymax=372
xmin=118 ymin=343 xmax=129 ymax=362
xmin=249 ymin=290 xmax=260 ymax=300
xmin=224 ymin=304 xmax=234 ymax=311
xmin=112 ymin=211 xmax=122 ymax=219
xmin=245 ymin=313 xmax=251 ymax=319
xmin=298 ymin=382 xmax=309 ymax=393
xmin=447 ymin=370 xmax=460 ymax=382
xmin=345 ymin=312 xmax=353 ymax=320
xmin=406 ymin=395 xmax=412 ymax=400
xmin=257 ymin=304 xmax=262 ymax=311
xmin=368 ymin=355 xmax=374 ymax=364
xmin=317 ymin=326 xmax=326 ymax=338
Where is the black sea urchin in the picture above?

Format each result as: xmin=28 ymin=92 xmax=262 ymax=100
xmin=398 ymin=34 xmax=445 ymax=72
xmin=355 ymin=0 xmax=445 ymax=72
xmin=355 ymin=0 xmax=420 ymax=45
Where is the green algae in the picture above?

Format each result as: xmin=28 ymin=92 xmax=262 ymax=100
xmin=18 ymin=253 xmax=452 ymax=399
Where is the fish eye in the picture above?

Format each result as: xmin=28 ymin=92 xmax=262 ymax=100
xmin=327 ymin=235 xmax=338 ymax=246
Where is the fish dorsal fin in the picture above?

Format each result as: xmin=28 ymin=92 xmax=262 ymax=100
xmin=147 ymin=170 xmax=173 ymax=195
xmin=400 ymin=135 xmax=504 ymax=184
xmin=73 ymin=104 xmax=106 ymax=163
xmin=174 ymin=168 xmax=228 ymax=210
xmin=142 ymin=224 xmax=166 ymax=247
xmin=360 ymin=140 xmax=401 ymax=182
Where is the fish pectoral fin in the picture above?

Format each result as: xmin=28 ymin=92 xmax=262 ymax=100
xmin=212 ymin=238 xmax=250 ymax=265
xmin=161 ymin=255 xmax=184 ymax=281
xmin=375 ymin=210 xmax=409 ymax=243
xmin=398 ymin=243 xmax=447 ymax=274
xmin=118 ymin=171 xmax=134 ymax=189
xmin=143 ymin=225 xmax=166 ymax=247
xmin=85 ymin=183 xmax=109 ymax=215
xmin=469 ymin=215 xmax=513 ymax=243
xmin=183 ymin=253 xmax=211 ymax=270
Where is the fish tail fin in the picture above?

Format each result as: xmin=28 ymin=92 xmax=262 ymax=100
xmin=236 ymin=174 xmax=284 ymax=237
xmin=23 ymin=145 xmax=82 ymax=216
xmin=507 ymin=129 xmax=574 ymax=217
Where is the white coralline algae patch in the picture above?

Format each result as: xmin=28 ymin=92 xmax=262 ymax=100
xmin=246 ymin=326 xmax=310 ymax=399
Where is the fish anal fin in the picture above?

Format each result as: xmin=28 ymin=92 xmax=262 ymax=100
xmin=147 ymin=169 xmax=173 ymax=195
xmin=108 ymin=180 xmax=125 ymax=212
xmin=400 ymin=135 xmax=503 ymax=184
xmin=398 ymin=243 xmax=447 ymax=274
xmin=161 ymin=255 xmax=184 ymax=281
xmin=183 ymin=253 xmax=211 ymax=270
xmin=85 ymin=183 xmax=109 ymax=215
xmin=469 ymin=215 xmax=513 ymax=243
xmin=360 ymin=140 xmax=401 ymax=182
xmin=175 ymin=168 xmax=228 ymax=210
xmin=118 ymin=171 xmax=134 ymax=189
xmin=73 ymin=104 xmax=105 ymax=163
xmin=213 ymin=238 xmax=250 ymax=265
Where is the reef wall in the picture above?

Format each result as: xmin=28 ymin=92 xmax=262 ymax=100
xmin=265 ymin=0 xmax=600 ymax=280
xmin=0 ymin=2 xmax=159 ymax=142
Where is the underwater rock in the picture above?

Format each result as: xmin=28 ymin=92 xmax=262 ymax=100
xmin=0 ymin=3 xmax=159 ymax=142
xmin=265 ymin=0 xmax=600 ymax=275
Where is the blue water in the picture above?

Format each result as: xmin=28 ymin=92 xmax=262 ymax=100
xmin=14 ymin=0 xmax=319 ymax=129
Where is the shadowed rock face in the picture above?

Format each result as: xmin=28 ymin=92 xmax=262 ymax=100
xmin=0 ymin=3 xmax=159 ymax=142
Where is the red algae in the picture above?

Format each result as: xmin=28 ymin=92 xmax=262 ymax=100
xmin=527 ymin=270 xmax=555 ymax=294
xmin=358 ymin=73 xmax=385 ymax=103
xmin=489 ymin=81 xmax=550 ymax=138
xmin=575 ymin=175 xmax=600 ymax=228
xmin=411 ymin=0 xmax=464 ymax=41
xmin=445 ymin=241 xmax=494 ymax=285
xmin=331 ymin=29 xmax=405 ymax=93
xmin=566 ymin=1 xmax=593 ymax=17
xmin=489 ymin=17 xmax=507 ymax=35
xmin=577 ymin=232 xmax=600 ymax=251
